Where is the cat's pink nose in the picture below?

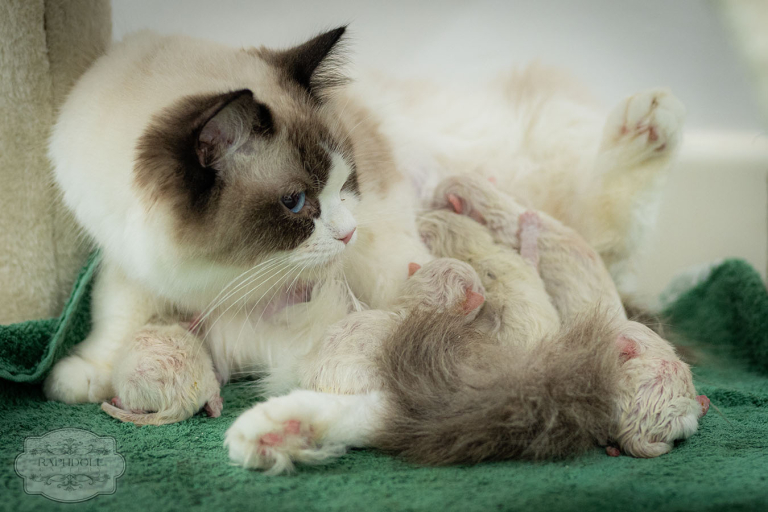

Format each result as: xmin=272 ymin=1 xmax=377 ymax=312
xmin=696 ymin=395 xmax=710 ymax=416
xmin=337 ymin=228 xmax=356 ymax=245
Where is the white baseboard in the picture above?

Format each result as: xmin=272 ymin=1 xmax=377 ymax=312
xmin=635 ymin=130 xmax=768 ymax=301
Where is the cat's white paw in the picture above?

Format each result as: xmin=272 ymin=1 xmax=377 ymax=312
xmin=602 ymin=88 xmax=685 ymax=161
xmin=43 ymin=354 xmax=113 ymax=404
xmin=225 ymin=398 xmax=345 ymax=474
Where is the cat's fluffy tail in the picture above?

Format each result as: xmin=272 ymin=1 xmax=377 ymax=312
xmin=375 ymin=309 xmax=622 ymax=464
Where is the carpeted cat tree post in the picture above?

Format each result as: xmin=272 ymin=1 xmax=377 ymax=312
xmin=0 ymin=0 xmax=112 ymax=324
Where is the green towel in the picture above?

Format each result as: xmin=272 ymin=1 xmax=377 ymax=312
xmin=1 ymin=257 xmax=767 ymax=512
xmin=0 ymin=250 xmax=100 ymax=382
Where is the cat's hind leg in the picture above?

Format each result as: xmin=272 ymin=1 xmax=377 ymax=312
xmin=581 ymin=89 xmax=685 ymax=293
xmin=225 ymin=390 xmax=385 ymax=474
xmin=599 ymin=89 xmax=684 ymax=166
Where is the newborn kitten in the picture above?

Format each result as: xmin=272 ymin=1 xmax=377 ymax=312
xmin=100 ymin=323 xmax=222 ymax=426
xmin=376 ymin=202 xmax=625 ymax=464
xmin=434 ymin=174 xmax=708 ymax=458
xmin=417 ymin=209 xmax=560 ymax=349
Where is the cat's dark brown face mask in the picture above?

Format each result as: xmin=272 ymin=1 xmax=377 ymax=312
xmin=133 ymin=27 xmax=359 ymax=266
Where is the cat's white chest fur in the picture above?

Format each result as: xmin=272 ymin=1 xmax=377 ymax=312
xmin=202 ymin=277 xmax=355 ymax=394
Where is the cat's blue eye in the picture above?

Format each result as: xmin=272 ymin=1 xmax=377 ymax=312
xmin=281 ymin=191 xmax=305 ymax=213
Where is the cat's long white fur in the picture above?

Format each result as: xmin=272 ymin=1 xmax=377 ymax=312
xmin=44 ymin=31 xmax=685 ymax=471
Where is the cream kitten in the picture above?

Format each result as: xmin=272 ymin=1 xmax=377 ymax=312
xmin=100 ymin=322 xmax=222 ymax=426
xmin=431 ymin=174 xmax=708 ymax=459
xmin=417 ymin=209 xmax=560 ymax=349
xmin=44 ymin=27 xmax=687 ymax=470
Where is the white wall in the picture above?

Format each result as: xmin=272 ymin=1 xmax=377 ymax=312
xmin=112 ymin=0 xmax=765 ymax=130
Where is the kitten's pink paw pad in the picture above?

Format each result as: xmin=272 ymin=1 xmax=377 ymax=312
xmin=517 ymin=211 xmax=543 ymax=232
xmin=110 ymin=397 xmax=123 ymax=409
xmin=447 ymin=194 xmax=464 ymax=214
xmin=284 ymin=419 xmax=302 ymax=435
xmin=617 ymin=335 xmax=639 ymax=362
xmin=462 ymin=290 xmax=485 ymax=315
xmin=256 ymin=420 xmax=310 ymax=450
xmin=606 ymin=446 xmax=621 ymax=457
xmin=607 ymin=89 xmax=685 ymax=157
xmin=204 ymin=395 xmax=224 ymax=418
xmin=259 ymin=432 xmax=284 ymax=447
xmin=696 ymin=395 xmax=710 ymax=416
xmin=517 ymin=211 xmax=543 ymax=268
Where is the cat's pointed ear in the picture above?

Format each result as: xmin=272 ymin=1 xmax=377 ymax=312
xmin=196 ymin=89 xmax=273 ymax=168
xmin=266 ymin=26 xmax=348 ymax=99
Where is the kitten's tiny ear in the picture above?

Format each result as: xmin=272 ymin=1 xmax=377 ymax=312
xmin=408 ymin=262 xmax=422 ymax=277
xmin=266 ymin=26 xmax=348 ymax=99
xmin=196 ymin=89 xmax=272 ymax=168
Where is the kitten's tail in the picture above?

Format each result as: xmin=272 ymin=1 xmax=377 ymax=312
xmin=375 ymin=309 xmax=622 ymax=464
xmin=100 ymin=401 xmax=195 ymax=426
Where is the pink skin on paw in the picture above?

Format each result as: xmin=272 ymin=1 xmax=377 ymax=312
xmin=257 ymin=420 xmax=305 ymax=450
xmin=408 ymin=262 xmax=422 ymax=277
xmin=204 ymin=394 xmax=224 ymax=418
xmin=696 ymin=395 xmax=710 ymax=416
xmin=259 ymin=432 xmax=284 ymax=447
xmin=111 ymin=397 xmax=123 ymax=409
xmin=517 ymin=211 xmax=542 ymax=269
xmin=445 ymin=192 xmax=486 ymax=223
xmin=517 ymin=210 xmax=542 ymax=232
xmin=606 ymin=446 xmax=621 ymax=457
xmin=617 ymin=336 xmax=639 ymax=362
xmin=447 ymin=194 xmax=464 ymax=214
xmin=284 ymin=420 xmax=302 ymax=435
xmin=463 ymin=290 xmax=485 ymax=315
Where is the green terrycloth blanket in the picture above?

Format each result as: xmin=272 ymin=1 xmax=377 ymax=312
xmin=1 ymin=256 xmax=767 ymax=511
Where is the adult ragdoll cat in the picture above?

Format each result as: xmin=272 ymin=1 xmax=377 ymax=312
xmin=44 ymin=27 xmax=687 ymax=468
